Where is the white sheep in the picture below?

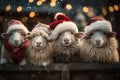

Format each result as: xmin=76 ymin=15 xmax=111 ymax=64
xmin=80 ymin=16 xmax=119 ymax=63
xmin=0 ymin=20 xmax=29 ymax=65
xmin=50 ymin=13 xmax=83 ymax=63
xmin=51 ymin=31 xmax=82 ymax=63
xmin=26 ymin=23 xmax=52 ymax=67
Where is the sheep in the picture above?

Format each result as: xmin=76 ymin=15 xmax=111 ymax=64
xmin=80 ymin=16 xmax=119 ymax=63
xmin=26 ymin=23 xmax=52 ymax=67
xmin=51 ymin=31 xmax=83 ymax=63
xmin=49 ymin=12 xmax=83 ymax=63
xmin=0 ymin=20 xmax=29 ymax=65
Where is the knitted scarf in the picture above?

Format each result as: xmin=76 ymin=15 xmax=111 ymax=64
xmin=3 ymin=39 xmax=29 ymax=64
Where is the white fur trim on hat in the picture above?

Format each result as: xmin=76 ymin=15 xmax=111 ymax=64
xmin=50 ymin=21 xmax=78 ymax=40
xmin=33 ymin=23 xmax=50 ymax=34
xmin=85 ymin=21 xmax=112 ymax=34
xmin=55 ymin=13 xmax=64 ymax=20
xmin=7 ymin=24 xmax=29 ymax=34
xmin=32 ymin=24 xmax=51 ymax=40
xmin=32 ymin=29 xmax=50 ymax=40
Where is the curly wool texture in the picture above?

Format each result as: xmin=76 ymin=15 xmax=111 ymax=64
xmin=27 ymin=33 xmax=52 ymax=66
xmin=80 ymin=37 xmax=119 ymax=63
xmin=52 ymin=41 xmax=81 ymax=63
xmin=27 ymin=43 xmax=52 ymax=66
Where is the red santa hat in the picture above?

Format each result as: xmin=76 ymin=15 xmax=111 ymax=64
xmin=31 ymin=23 xmax=51 ymax=40
xmin=50 ymin=13 xmax=78 ymax=40
xmin=84 ymin=16 xmax=112 ymax=35
xmin=7 ymin=19 xmax=29 ymax=35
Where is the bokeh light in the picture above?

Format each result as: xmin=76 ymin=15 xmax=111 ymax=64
xmin=114 ymin=5 xmax=119 ymax=11
xmin=37 ymin=1 xmax=42 ymax=6
xmin=102 ymin=7 xmax=107 ymax=15
xmin=65 ymin=4 xmax=72 ymax=10
xmin=22 ymin=16 xmax=28 ymax=23
xmin=0 ymin=16 xmax=3 ymax=22
xmin=41 ymin=0 xmax=46 ymax=2
xmin=29 ymin=11 xmax=36 ymax=18
xmin=6 ymin=5 xmax=11 ymax=11
xmin=17 ymin=6 xmax=22 ymax=12
xmin=50 ymin=2 xmax=56 ymax=7
xmin=83 ymin=6 xmax=89 ymax=13
xmin=28 ymin=0 xmax=34 ymax=3
xmin=109 ymin=6 xmax=114 ymax=12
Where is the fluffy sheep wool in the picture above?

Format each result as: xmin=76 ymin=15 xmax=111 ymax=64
xmin=50 ymin=13 xmax=81 ymax=63
xmin=1 ymin=19 xmax=29 ymax=64
xmin=26 ymin=23 xmax=52 ymax=67
xmin=80 ymin=16 xmax=119 ymax=63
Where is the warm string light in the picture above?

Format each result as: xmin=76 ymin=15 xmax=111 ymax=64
xmin=41 ymin=0 xmax=46 ymax=2
xmin=65 ymin=4 xmax=72 ymax=10
xmin=29 ymin=11 xmax=36 ymax=18
xmin=37 ymin=1 xmax=42 ymax=6
xmin=114 ymin=5 xmax=119 ymax=11
xmin=17 ymin=6 xmax=22 ymax=12
xmin=102 ymin=7 xmax=107 ymax=15
xmin=50 ymin=2 xmax=56 ymax=7
xmin=51 ymin=0 xmax=57 ymax=2
xmin=28 ymin=0 xmax=34 ymax=3
xmin=0 ymin=16 xmax=3 ymax=22
xmin=22 ymin=16 xmax=28 ymax=22
xmin=82 ymin=6 xmax=89 ymax=13
xmin=50 ymin=0 xmax=57 ymax=7
xmin=6 ymin=5 xmax=11 ymax=11
xmin=109 ymin=6 xmax=114 ymax=12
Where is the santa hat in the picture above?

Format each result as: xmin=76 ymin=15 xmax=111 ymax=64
xmin=7 ymin=19 xmax=29 ymax=35
xmin=31 ymin=23 xmax=51 ymax=40
xmin=84 ymin=16 xmax=112 ymax=35
xmin=50 ymin=13 xmax=78 ymax=40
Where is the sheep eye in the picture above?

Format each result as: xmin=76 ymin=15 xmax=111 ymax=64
xmin=90 ymin=33 xmax=93 ymax=36
xmin=32 ymin=35 xmax=35 ymax=37
xmin=9 ymin=33 xmax=12 ymax=36
xmin=22 ymin=33 xmax=25 ymax=36
xmin=103 ymin=32 xmax=106 ymax=35
xmin=71 ymin=32 xmax=74 ymax=34
xmin=28 ymin=33 xmax=30 ymax=35
xmin=59 ymin=33 xmax=62 ymax=36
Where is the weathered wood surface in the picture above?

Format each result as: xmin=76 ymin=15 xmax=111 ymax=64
xmin=0 ymin=63 xmax=120 ymax=80
xmin=0 ymin=62 xmax=120 ymax=72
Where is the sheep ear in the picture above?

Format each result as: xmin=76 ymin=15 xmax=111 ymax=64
xmin=75 ymin=32 xmax=84 ymax=38
xmin=1 ymin=33 xmax=9 ymax=39
xmin=25 ymin=33 xmax=32 ymax=40
xmin=106 ymin=32 xmax=116 ymax=37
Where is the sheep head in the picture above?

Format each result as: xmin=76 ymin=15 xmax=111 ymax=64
xmin=83 ymin=30 xmax=116 ymax=47
xmin=26 ymin=32 xmax=47 ymax=49
xmin=56 ymin=31 xmax=83 ymax=47
xmin=1 ymin=30 xmax=27 ymax=47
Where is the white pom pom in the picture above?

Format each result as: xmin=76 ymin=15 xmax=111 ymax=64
xmin=54 ymin=12 xmax=64 ymax=20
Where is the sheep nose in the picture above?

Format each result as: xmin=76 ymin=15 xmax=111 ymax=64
xmin=14 ymin=40 xmax=19 ymax=43
xmin=64 ymin=38 xmax=69 ymax=42
xmin=36 ymin=42 xmax=41 ymax=45
xmin=96 ymin=40 xmax=100 ymax=44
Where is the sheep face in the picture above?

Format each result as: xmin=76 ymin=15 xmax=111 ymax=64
xmin=30 ymin=35 xmax=47 ymax=49
xmin=90 ymin=31 xmax=107 ymax=47
xmin=1 ymin=30 xmax=26 ymax=47
xmin=57 ymin=31 xmax=75 ymax=46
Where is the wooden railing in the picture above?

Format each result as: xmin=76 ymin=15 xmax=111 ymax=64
xmin=0 ymin=63 xmax=120 ymax=80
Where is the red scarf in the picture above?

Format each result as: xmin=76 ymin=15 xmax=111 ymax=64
xmin=3 ymin=39 xmax=29 ymax=64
